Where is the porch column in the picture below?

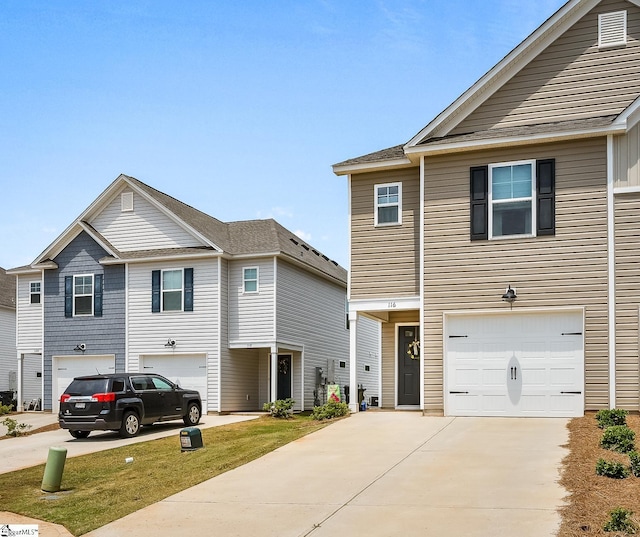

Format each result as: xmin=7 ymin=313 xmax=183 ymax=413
xmin=349 ymin=311 xmax=358 ymax=413
xmin=16 ymin=353 xmax=23 ymax=412
xmin=270 ymin=346 xmax=278 ymax=402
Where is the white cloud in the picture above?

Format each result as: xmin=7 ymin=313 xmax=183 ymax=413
xmin=294 ymin=229 xmax=312 ymax=242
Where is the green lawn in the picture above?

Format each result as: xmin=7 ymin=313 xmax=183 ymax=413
xmin=0 ymin=415 xmax=328 ymax=536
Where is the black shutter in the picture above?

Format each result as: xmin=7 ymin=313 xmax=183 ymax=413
xmin=64 ymin=276 xmax=73 ymax=318
xmin=94 ymin=274 xmax=103 ymax=317
xmin=152 ymin=270 xmax=161 ymax=313
xmin=184 ymin=268 xmax=193 ymax=312
xmin=536 ymin=159 xmax=555 ymax=236
xmin=470 ymin=166 xmax=489 ymax=240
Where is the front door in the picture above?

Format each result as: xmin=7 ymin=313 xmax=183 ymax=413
xmin=277 ymin=355 xmax=292 ymax=400
xmin=398 ymin=326 xmax=420 ymax=406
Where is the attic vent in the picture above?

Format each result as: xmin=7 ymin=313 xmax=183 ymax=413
xmin=121 ymin=191 xmax=134 ymax=212
xmin=599 ymin=10 xmax=626 ymax=48
xmin=290 ymin=238 xmax=299 ymax=245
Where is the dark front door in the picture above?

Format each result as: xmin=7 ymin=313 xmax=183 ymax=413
xmin=398 ymin=326 xmax=420 ymax=406
xmin=277 ymin=355 xmax=292 ymax=400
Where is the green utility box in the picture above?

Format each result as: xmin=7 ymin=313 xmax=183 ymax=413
xmin=180 ymin=427 xmax=203 ymax=451
xmin=42 ymin=446 xmax=67 ymax=492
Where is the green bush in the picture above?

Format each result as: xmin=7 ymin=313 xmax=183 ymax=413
xmin=601 ymin=425 xmax=636 ymax=454
xmin=603 ymin=507 xmax=638 ymax=534
xmin=262 ymin=398 xmax=295 ymax=418
xmin=1 ymin=417 xmax=32 ymax=437
xmin=630 ymin=451 xmax=640 ymax=478
xmin=596 ymin=409 xmax=629 ymax=429
xmin=0 ymin=403 xmax=13 ymax=415
xmin=596 ymin=458 xmax=630 ymax=479
xmin=311 ymin=400 xmax=350 ymax=421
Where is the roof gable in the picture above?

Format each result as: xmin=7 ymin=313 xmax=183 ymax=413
xmin=407 ymin=0 xmax=640 ymax=148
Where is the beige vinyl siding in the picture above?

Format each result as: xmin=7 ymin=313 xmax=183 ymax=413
xmin=90 ymin=188 xmax=203 ymax=252
xmin=220 ymin=347 xmax=260 ymax=411
xmin=423 ymin=138 xmax=609 ymax=412
xmin=16 ymin=275 xmax=41 ymax=351
xmin=614 ymin=193 xmax=640 ymax=410
xmin=351 ymin=168 xmax=420 ymax=299
xmin=451 ymin=0 xmax=640 ymax=134
xmin=614 ymin=125 xmax=640 ymax=188
xmin=380 ymin=311 xmax=419 ymax=409
xmin=276 ymin=259 xmax=349 ymax=410
xmin=228 ymin=259 xmax=275 ymax=343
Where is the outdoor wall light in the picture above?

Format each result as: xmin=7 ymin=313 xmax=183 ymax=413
xmin=502 ymin=285 xmax=517 ymax=304
xmin=74 ymin=343 xmax=86 ymax=352
xmin=164 ymin=338 xmax=176 ymax=348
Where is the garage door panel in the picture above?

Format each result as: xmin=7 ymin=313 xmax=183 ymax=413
xmin=446 ymin=311 xmax=584 ymax=417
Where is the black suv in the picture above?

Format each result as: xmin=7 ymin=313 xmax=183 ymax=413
xmin=59 ymin=373 xmax=202 ymax=439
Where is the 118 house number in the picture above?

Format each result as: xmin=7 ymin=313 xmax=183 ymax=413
xmin=388 ymin=302 xmax=397 ymax=308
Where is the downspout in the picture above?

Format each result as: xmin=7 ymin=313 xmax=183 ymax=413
xmin=607 ymin=134 xmax=616 ymax=409
xmin=419 ymin=155 xmax=425 ymax=412
xmin=217 ymin=256 xmax=223 ymax=413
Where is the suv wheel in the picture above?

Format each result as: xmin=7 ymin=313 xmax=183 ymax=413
xmin=183 ymin=402 xmax=201 ymax=426
xmin=120 ymin=410 xmax=140 ymax=438
xmin=70 ymin=430 xmax=90 ymax=439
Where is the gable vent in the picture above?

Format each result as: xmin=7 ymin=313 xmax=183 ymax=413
xmin=599 ymin=10 xmax=626 ymax=48
xmin=121 ymin=191 xmax=134 ymax=212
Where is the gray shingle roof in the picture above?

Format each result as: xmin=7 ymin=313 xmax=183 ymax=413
xmin=333 ymin=144 xmax=407 ymax=168
xmin=125 ymin=176 xmax=346 ymax=284
xmin=0 ymin=267 xmax=16 ymax=310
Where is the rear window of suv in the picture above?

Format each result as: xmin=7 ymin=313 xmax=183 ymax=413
xmin=65 ymin=378 xmax=110 ymax=396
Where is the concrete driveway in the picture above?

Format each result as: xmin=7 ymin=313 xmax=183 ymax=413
xmin=80 ymin=412 xmax=569 ymax=537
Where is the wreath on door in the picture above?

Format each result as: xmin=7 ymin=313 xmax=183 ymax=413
xmin=407 ymin=339 xmax=420 ymax=360
xmin=278 ymin=357 xmax=289 ymax=375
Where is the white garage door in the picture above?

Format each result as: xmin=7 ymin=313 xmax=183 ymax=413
xmin=141 ymin=355 xmax=207 ymax=413
xmin=53 ymin=355 xmax=115 ymax=413
xmin=445 ymin=311 xmax=584 ymax=417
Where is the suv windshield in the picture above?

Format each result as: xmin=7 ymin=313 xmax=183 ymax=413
xmin=65 ymin=378 xmax=110 ymax=396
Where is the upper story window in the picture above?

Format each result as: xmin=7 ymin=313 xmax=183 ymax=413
xmin=374 ymin=182 xmax=402 ymax=226
xmin=489 ymin=161 xmax=535 ymax=238
xmin=30 ymin=281 xmax=41 ymax=304
xmin=64 ymin=273 xmax=103 ymax=318
xmin=243 ymin=267 xmax=259 ymax=293
xmin=151 ymin=268 xmax=193 ymax=313
xmin=470 ymin=159 xmax=555 ymax=241
xmin=74 ymin=274 xmax=94 ymax=315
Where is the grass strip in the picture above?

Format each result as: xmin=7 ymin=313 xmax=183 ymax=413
xmin=0 ymin=415 xmax=327 ymax=536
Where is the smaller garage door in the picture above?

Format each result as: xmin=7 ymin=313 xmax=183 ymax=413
xmin=445 ymin=311 xmax=584 ymax=417
xmin=141 ymin=355 xmax=207 ymax=413
xmin=53 ymin=355 xmax=115 ymax=413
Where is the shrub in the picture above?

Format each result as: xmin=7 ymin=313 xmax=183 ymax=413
xmin=0 ymin=403 xmax=13 ymax=415
xmin=1 ymin=417 xmax=32 ymax=437
xmin=311 ymin=400 xmax=350 ymax=421
xmin=630 ymin=451 xmax=640 ymax=478
xmin=601 ymin=425 xmax=636 ymax=453
xmin=603 ymin=508 xmax=638 ymax=534
xmin=262 ymin=398 xmax=295 ymax=418
xmin=596 ymin=409 xmax=629 ymax=429
xmin=596 ymin=458 xmax=630 ymax=479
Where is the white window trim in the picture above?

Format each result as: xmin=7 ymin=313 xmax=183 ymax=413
xmin=488 ymin=159 xmax=537 ymax=240
xmin=599 ymin=10 xmax=627 ymax=49
xmin=374 ymin=182 xmax=402 ymax=226
xmin=243 ymin=267 xmax=259 ymax=294
xmin=73 ymin=274 xmax=94 ymax=317
xmin=29 ymin=281 xmax=41 ymax=305
xmin=161 ymin=268 xmax=184 ymax=312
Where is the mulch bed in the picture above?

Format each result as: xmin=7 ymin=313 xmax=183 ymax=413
xmin=558 ymin=412 xmax=640 ymax=536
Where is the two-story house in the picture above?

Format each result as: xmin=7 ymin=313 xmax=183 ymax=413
xmin=9 ymin=174 xmax=361 ymax=414
xmin=335 ymin=0 xmax=640 ymax=416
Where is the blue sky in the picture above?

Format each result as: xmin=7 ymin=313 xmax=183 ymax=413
xmin=0 ymin=0 xmax=567 ymax=270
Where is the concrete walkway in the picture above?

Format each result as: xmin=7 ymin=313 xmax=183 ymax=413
xmin=83 ymin=413 xmax=569 ymax=537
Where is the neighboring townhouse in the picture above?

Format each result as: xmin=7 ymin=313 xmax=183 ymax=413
xmin=9 ymin=174 xmax=355 ymax=414
xmin=0 ymin=268 xmax=17 ymax=403
xmin=335 ymin=0 xmax=640 ymax=416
